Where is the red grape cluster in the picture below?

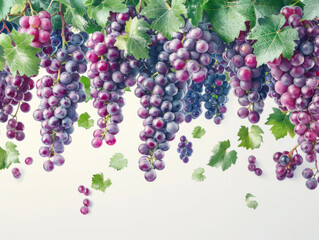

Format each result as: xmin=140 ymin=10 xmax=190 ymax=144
xmin=86 ymin=7 xmax=139 ymax=148
xmin=226 ymin=24 xmax=269 ymax=124
xmin=18 ymin=11 xmax=52 ymax=48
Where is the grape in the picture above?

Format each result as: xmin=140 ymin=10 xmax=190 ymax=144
xmin=25 ymin=157 xmax=33 ymax=165
xmin=80 ymin=206 xmax=89 ymax=215
xmin=177 ymin=135 xmax=193 ymax=163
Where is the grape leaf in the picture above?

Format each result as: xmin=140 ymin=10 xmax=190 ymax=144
xmin=0 ymin=30 xmax=41 ymax=77
xmin=302 ymin=0 xmax=319 ymax=20
xmin=91 ymin=173 xmax=112 ymax=193
xmin=80 ymin=76 xmax=92 ymax=102
xmin=249 ymin=14 xmax=299 ymax=67
xmin=0 ymin=45 xmax=5 ymax=71
xmin=0 ymin=146 xmax=7 ymax=170
xmin=0 ymin=0 xmax=17 ymax=19
xmin=10 ymin=2 xmax=26 ymax=14
xmin=141 ymin=0 xmax=187 ymax=39
xmin=0 ymin=142 xmax=20 ymax=170
xmin=115 ymin=17 xmax=151 ymax=59
xmin=84 ymin=18 xmax=102 ymax=34
xmin=192 ymin=126 xmax=206 ymax=139
xmin=64 ymin=7 xmax=88 ymax=31
xmin=192 ymin=167 xmax=206 ymax=182
xmin=245 ymin=193 xmax=258 ymax=210
xmin=204 ymin=0 xmax=256 ymax=44
xmin=265 ymin=108 xmax=295 ymax=140
xmin=252 ymin=0 xmax=285 ymax=19
xmin=185 ymin=0 xmax=208 ymax=27
xmin=208 ymin=140 xmax=237 ymax=171
xmin=31 ymin=0 xmax=59 ymax=15
xmin=78 ymin=112 xmax=94 ymax=130
xmin=109 ymin=153 xmax=128 ymax=171
xmin=85 ymin=0 xmax=127 ymax=28
xmin=125 ymin=0 xmax=148 ymax=9
xmin=124 ymin=86 xmax=131 ymax=92
xmin=237 ymin=125 xmax=264 ymax=150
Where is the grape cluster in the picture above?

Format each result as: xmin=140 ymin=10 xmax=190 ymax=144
xmin=201 ymin=73 xmax=230 ymax=124
xmin=183 ymin=82 xmax=203 ymax=122
xmin=302 ymin=168 xmax=318 ymax=190
xmin=177 ymin=135 xmax=193 ymax=163
xmin=247 ymin=155 xmax=263 ymax=176
xmin=86 ymin=7 xmax=139 ymax=148
xmin=225 ymin=26 xmax=269 ymax=124
xmin=0 ymin=69 xmax=34 ymax=141
xmin=267 ymin=6 xmax=319 ymax=190
xmin=273 ymin=151 xmax=303 ymax=181
xmin=19 ymin=11 xmax=52 ymax=48
xmin=33 ymin=30 xmax=87 ymax=172
xmin=50 ymin=28 xmax=90 ymax=55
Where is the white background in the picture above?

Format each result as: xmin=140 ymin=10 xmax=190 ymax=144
xmin=1 ymin=70 xmax=319 ymax=240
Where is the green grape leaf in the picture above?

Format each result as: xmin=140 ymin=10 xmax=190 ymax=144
xmin=85 ymin=0 xmax=127 ymax=28
xmin=0 ymin=142 xmax=20 ymax=170
xmin=91 ymin=173 xmax=112 ymax=193
xmin=0 ymin=45 xmax=5 ymax=71
xmin=115 ymin=17 xmax=151 ymax=59
xmin=31 ymin=0 xmax=60 ymax=15
xmin=51 ymin=15 xmax=62 ymax=31
xmin=10 ymin=2 xmax=26 ymax=14
xmin=109 ymin=153 xmax=128 ymax=171
xmin=185 ymin=0 xmax=208 ymax=27
xmin=192 ymin=126 xmax=206 ymax=139
xmin=208 ymin=140 xmax=237 ymax=171
xmin=302 ymin=0 xmax=319 ymax=20
xmin=80 ymin=76 xmax=92 ymax=102
xmin=141 ymin=0 xmax=187 ymax=39
xmin=125 ymin=0 xmax=148 ymax=9
xmin=204 ymin=0 xmax=255 ymax=44
xmin=0 ymin=146 xmax=7 ymax=170
xmin=253 ymin=0 xmax=285 ymax=19
xmin=249 ymin=14 xmax=299 ymax=67
xmin=124 ymin=86 xmax=131 ymax=92
xmin=0 ymin=0 xmax=17 ymax=19
xmin=77 ymin=112 xmax=94 ymax=130
xmin=265 ymin=108 xmax=295 ymax=140
xmin=237 ymin=125 xmax=264 ymax=150
xmin=192 ymin=167 xmax=206 ymax=182
xmin=245 ymin=193 xmax=258 ymax=210
xmin=84 ymin=18 xmax=102 ymax=34
xmin=64 ymin=7 xmax=88 ymax=31
xmin=0 ymin=30 xmax=41 ymax=77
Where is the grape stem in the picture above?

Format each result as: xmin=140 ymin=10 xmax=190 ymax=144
xmin=27 ymin=0 xmax=37 ymax=16
xmin=288 ymin=144 xmax=299 ymax=156
xmin=59 ymin=3 xmax=66 ymax=49
xmin=11 ymin=101 xmax=21 ymax=119
xmin=7 ymin=1 xmax=29 ymax=17
xmin=1 ymin=19 xmax=11 ymax=34
xmin=100 ymin=114 xmax=111 ymax=139
xmin=138 ymin=0 xmax=143 ymax=13
xmin=46 ymin=0 xmax=55 ymax=12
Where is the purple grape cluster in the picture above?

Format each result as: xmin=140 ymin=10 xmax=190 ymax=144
xmin=0 ymin=69 xmax=34 ymax=141
xmin=86 ymin=7 xmax=139 ymax=148
xmin=177 ymin=135 xmax=193 ymax=163
xmin=273 ymin=150 xmax=303 ymax=181
xmin=33 ymin=30 xmax=87 ymax=172
xmin=226 ymin=25 xmax=269 ymax=124
xmin=247 ymin=155 xmax=262 ymax=176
